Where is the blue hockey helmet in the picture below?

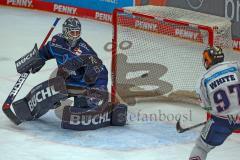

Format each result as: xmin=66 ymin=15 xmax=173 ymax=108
xmin=202 ymin=46 xmax=224 ymax=70
xmin=62 ymin=17 xmax=81 ymax=47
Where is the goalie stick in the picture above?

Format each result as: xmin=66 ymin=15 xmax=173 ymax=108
xmin=176 ymin=119 xmax=207 ymax=133
xmin=2 ymin=17 xmax=61 ymax=125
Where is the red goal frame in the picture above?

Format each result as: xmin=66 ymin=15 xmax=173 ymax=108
xmin=111 ymin=7 xmax=240 ymax=133
xmin=111 ymin=8 xmax=214 ymax=104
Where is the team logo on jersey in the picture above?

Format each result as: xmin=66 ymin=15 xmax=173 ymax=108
xmin=73 ymin=47 xmax=82 ymax=56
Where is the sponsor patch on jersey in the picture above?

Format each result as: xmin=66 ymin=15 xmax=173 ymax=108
xmin=73 ymin=48 xmax=82 ymax=56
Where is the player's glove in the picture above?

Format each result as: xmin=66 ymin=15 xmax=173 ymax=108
xmin=77 ymin=54 xmax=103 ymax=66
xmin=62 ymin=56 xmax=84 ymax=71
xmin=83 ymin=66 xmax=102 ymax=85
xmin=57 ymin=56 xmax=84 ymax=79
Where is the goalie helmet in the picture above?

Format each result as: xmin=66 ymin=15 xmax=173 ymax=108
xmin=62 ymin=17 xmax=81 ymax=47
xmin=202 ymin=46 xmax=224 ymax=70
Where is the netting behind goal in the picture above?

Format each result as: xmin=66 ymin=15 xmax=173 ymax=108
xmin=111 ymin=6 xmax=233 ymax=106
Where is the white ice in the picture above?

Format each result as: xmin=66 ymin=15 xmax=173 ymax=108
xmin=0 ymin=6 xmax=239 ymax=160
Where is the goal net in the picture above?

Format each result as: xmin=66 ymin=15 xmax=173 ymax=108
xmin=111 ymin=5 xmax=233 ymax=106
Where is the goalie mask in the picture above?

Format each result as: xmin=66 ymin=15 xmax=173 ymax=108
xmin=202 ymin=46 xmax=224 ymax=70
xmin=63 ymin=17 xmax=81 ymax=47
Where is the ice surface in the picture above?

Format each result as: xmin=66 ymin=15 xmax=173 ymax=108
xmin=0 ymin=6 xmax=239 ymax=160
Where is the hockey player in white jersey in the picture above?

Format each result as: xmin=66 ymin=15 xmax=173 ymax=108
xmin=189 ymin=46 xmax=240 ymax=160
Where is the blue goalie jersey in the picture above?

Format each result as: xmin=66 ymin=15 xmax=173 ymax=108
xmin=38 ymin=33 xmax=108 ymax=89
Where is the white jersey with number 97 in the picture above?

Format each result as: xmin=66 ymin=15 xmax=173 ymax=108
xmin=196 ymin=61 xmax=240 ymax=118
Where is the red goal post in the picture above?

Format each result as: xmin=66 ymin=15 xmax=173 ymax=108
xmin=111 ymin=6 xmax=232 ymax=105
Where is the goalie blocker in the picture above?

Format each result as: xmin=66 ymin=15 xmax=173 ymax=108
xmin=15 ymin=44 xmax=45 ymax=74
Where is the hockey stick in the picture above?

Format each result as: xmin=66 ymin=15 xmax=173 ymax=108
xmin=2 ymin=17 xmax=61 ymax=125
xmin=176 ymin=119 xmax=207 ymax=133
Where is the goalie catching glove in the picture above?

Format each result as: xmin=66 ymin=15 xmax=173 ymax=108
xmin=15 ymin=44 xmax=45 ymax=74
xmin=57 ymin=54 xmax=103 ymax=84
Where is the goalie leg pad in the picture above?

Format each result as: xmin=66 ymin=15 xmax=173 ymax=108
xmin=74 ymin=96 xmax=88 ymax=108
xmin=61 ymin=106 xmax=111 ymax=131
xmin=12 ymin=98 xmax=34 ymax=121
xmin=12 ymin=96 xmax=61 ymax=121
xmin=111 ymin=103 xmax=127 ymax=126
xmin=12 ymin=77 xmax=68 ymax=122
